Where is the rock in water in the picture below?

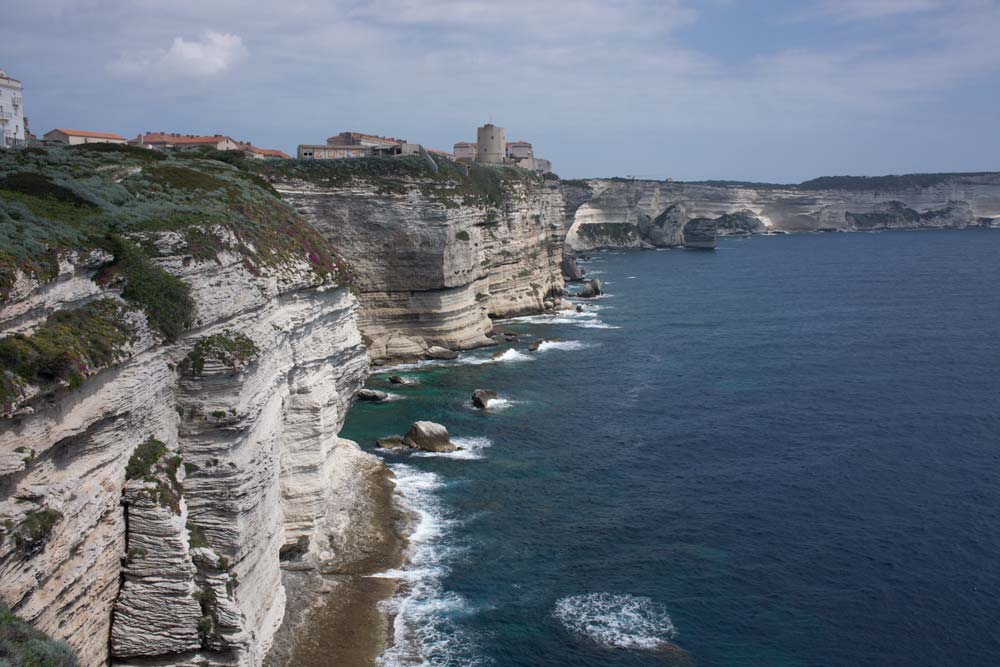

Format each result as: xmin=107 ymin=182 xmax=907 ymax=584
xmin=388 ymin=375 xmax=419 ymax=386
xmin=561 ymin=255 xmax=585 ymax=281
xmin=529 ymin=338 xmax=560 ymax=352
xmin=472 ymin=389 xmax=498 ymax=409
xmin=357 ymin=389 xmax=389 ymax=402
xmin=682 ymin=217 xmax=717 ymax=249
xmin=638 ymin=202 xmax=688 ymax=247
xmin=426 ymin=346 xmax=459 ymax=360
xmin=402 ymin=421 xmax=457 ymax=452
xmin=375 ymin=435 xmax=407 ymax=449
xmin=578 ymin=279 xmax=603 ymax=298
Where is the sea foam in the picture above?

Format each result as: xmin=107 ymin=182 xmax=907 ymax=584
xmin=553 ymin=593 xmax=677 ymax=650
xmin=377 ymin=464 xmax=486 ymax=666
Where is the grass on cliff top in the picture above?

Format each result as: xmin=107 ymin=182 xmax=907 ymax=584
xmin=0 ymin=602 xmax=78 ymax=666
xmin=252 ymin=154 xmax=542 ymax=209
xmin=0 ymin=144 xmax=340 ymax=301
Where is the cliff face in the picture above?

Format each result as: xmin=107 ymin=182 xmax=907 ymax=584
xmin=266 ymin=158 xmax=566 ymax=363
xmin=0 ymin=147 xmax=372 ymax=666
xmin=563 ymin=173 xmax=1000 ymax=249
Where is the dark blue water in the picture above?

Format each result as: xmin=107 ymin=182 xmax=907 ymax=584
xmin=343 ymin=230 xmax=1000 ymax=667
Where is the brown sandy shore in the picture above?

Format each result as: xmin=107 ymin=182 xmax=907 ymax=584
xmin=265 ymin=444 xmax=409 ymax=667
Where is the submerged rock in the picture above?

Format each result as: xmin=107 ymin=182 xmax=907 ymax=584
xmin=472 ymin=389 xmax=498 ymax=409
xmin=375 ymin=435 xmax=407 ymax=449
xmin=561 ymin=255 xmax=585 ymax=281
xmin=402 ymin=421 xmax=456 ymax=452
xmin=578 ymin=279 xmax=603 ymax=298
xmin=426 ymin=346 xmax=459 ymax=360
xmin=529 ymin=338 xmax=560 ymax=352
xmin=357 ymin=389 xmax=389 ymax=403
xmin=388 ymin=375 xmax=420 ymax=386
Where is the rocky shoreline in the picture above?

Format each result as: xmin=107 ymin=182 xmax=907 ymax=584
xmin=265 ymin=446 xmax=406 ymax=667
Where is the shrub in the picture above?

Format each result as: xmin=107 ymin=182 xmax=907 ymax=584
xmin=179 ymin=332 xmax=259 ymax=377
xmin=0 ymin=299 xmax=136 ymax=412
xmin=0 ymin=603 xmax=79 ymax=666
xmin=12 ymin=508 xmax=61 ymax=553
xmin=96 ymin=237 xmax=195 ymax=342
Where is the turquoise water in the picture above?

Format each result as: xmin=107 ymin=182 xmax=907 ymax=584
xmin=342 ymin=230 xmax=1000 ymax=667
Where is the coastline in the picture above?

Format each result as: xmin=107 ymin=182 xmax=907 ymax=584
xmin=265 ymin=448 xmax=409 ymax=667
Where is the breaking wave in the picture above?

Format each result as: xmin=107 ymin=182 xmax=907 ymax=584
xmin=377 ymin=465 xmax=489 ymax=666
xmin=412 ymin=436 xmax=493 ymax=460
xmin=553 ymin=593 xmax=677 ymax=651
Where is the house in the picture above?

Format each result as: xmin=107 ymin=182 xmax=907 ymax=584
xmin=43 ymin=128 xmax=127 ymax=145
xmin=453 ymin=141 xmax=477 ymax=161
xmin=0 ymin=69 xmax=26 ymax=149
xmin=131 ymin=132 xmax=241 ymax=151
xmin=506 ymin=141 xmax=533 ymax=160
xmin=298 ymin=131 xmax=408 ymax=160
xmin=235 ymin=141 xmax=290 ymax=159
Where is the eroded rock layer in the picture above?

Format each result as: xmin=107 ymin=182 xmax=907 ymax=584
xmin=563 ymin=173 xmax=1000 ymax=249
xmin=0 ymin=248 xmax=368 ymax=667
xmin=272 ymin=165 xmax=566 ymax=363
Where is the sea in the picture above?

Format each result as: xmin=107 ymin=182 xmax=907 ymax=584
xmin=340 ymin=229 xmax=1000 ymax=667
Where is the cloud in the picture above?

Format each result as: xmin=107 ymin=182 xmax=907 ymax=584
xmin=108 ymin=30 xmax=247 ymax=79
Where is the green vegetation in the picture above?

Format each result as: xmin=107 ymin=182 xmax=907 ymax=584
xmin=11 ymin=508 xmax=62 ymax=554
xmin=253 ymin=154 xmax=541 ymax=210
xmin=0 ymin=144 xmax=341 ymax=303
xmin=455 ymin=230 xmax=471 ymax=241
xmin=0 ymin=145 xmax=338 ymax=413
xmin=179 ymin=331 xmax=259 ymax=377
xmin=96 ymin=237 xmax=195 ymax=342
xmin=0 ymin=299 xmax=136 ymax=412
xmin=797 ymin=172 xmax=994 ymax=191
xmin=187 ymin=522 xmax=210 ymax=549
xmin=0 ymin=603 xmax=78 ymax=666
xmin=558 ymin=179 xmax=593 ymax=190
xmin=124 ymin=438 xmax=183 ymax=513
xmin=577 ymin=223 xmax=639 ymax=245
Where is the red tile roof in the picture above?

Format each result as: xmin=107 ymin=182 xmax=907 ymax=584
xmin=454 ymin=142 xmax=476 ymax=147
xmin=506 ymin=141 xmax=532 ymax=147
xmin=50 ymin=128 xmax=127 ymax=140
xmin=136 ymin=133 xmax=232 ymax=145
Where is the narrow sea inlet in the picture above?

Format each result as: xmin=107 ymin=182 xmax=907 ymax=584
xmin=342 ymin=230 xmax=1000 ymax=667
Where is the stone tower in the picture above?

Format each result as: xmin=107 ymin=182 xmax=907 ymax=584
xmin=476 ymin=123 xmax=505 ymax=164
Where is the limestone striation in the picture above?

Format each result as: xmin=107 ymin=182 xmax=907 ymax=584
xmin=262 ymin=157 xmax=567 ymax=364
xmin=0 ymin=146 xmax=372 ymax=667
xmin=563 ymin=172 xmax=1000 ymax=249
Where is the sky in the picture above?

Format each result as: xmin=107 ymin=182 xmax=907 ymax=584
xmin=2 ymin=0 xmax=999 ymax=181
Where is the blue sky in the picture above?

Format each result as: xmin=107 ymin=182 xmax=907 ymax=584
xmin=2 ymin=0 xmax=998 ymax=181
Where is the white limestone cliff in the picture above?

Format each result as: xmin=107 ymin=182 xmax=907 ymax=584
xmin=0 ymin=245 xmax=368 ymax=667
xmin=564 ymin=173 xmax=1000 ymax=249
xmin=275 ymin=176 xmax=566 ymax=363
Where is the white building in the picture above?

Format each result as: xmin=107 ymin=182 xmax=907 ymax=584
xmin=44 ymin=129 xmax=127 ymax=145
xmin=0 ymin=69 xmax=26 ymax=149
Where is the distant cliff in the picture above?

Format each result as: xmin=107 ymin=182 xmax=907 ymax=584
xmin=562 ymin=172 xmax=1000 ymax=250
xmin=262 ymin=158 xmax=566 ymax=363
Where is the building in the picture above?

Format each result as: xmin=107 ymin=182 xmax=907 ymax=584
xmin=0 ymin=69 xmax=26 ymax=149
xmin=235 ymin=141 xmax=290 ymax=159
xmin=453 ymin=141 xmax=477 ymax=161
xmin=476 ymin=123 xmax=506 ymax=164
xmin=43 ymin=128 xmax=127 ymax=145
xmin=455 ymin=123 xmax=553 ymax=174
xmin=298 ymin=131 xmax=417 ymax=160
xmin=131 ymin=132 xmax=241 ymax=151
xmin=506 ymin=140 xmax=533 ymax=160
